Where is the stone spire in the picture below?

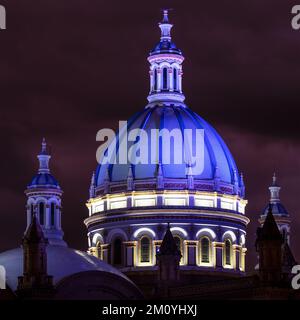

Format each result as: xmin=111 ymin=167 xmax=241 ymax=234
xmin=127 ymin=165 xmax=134 ymax=191
xmin=239 ymin=172 xmax=245 ymax=197
xmin=256 ymin=204 xmax=283 ymax=283
xmin=17 ymin=213 xmax=54 ymax=299
xmin=89 ymin=172 xmax=96 ymax=198
xmin=156 ymin=162 xmax=164 ymax=189
xmin=156 ymin=224 xmax=181 ymax=288
xmin=233 ymin=169 xmax=239 ymax=194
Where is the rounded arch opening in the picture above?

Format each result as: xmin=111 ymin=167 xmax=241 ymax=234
xmin=112 ymin=237 xmax=123 ymax=266
xmin=140 ymin=236 xmax=151 ymax=264
xmin=39 ymin=202 xmax=45 ymax=226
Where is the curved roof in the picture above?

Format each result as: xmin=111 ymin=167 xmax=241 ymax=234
xmin=262 ymin=202 xmax=289 ymax=216
xmin=0 ymin=245 xmax=133 ymax=291
xmin=95 ymin=104 xmax=242 ymax=194
xmin=150 ymin=40 xmax=182 ymax=56
xmin=28 ymin=173 xmax=60 ymax=189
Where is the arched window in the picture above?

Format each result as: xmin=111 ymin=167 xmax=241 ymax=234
xmin=225 ymin=239 xmax=232 ymax=265
xmin=50 ymin=203 xmax=55 ymax=226
xmin=39 ymin=202 xmax=45 ymax=225
xmin=30 ymin=204 xmax=34 ymax=216
xmin=154 ymin=69 xmax=158 ymax=91
xmin=173 ymin=68 xmax=177 ymax=90
xmin=140 ymin=237 xmax=151 ymax=263
xmin=201 ymin=237 xmax=210 ymax=263
xmin=112 ymin=238 xmax=122 ymax=265
xmin=162 ymin=67 xmax=168 ymax=90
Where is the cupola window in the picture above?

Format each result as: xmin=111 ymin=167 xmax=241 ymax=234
xmin=112 ymin=238 xmax=122 ymax=266
xmin=173 ymin=68 xmax=177 ymax=91
xmin=162 ymin=67 xmax=168 ymax=90
xmin=50 ymin=203 xmax=55 ymax=226
xmin=39 ymin=202 xmax=45 ymax=225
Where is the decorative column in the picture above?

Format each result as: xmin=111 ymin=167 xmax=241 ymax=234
xmin=186 ymin=240 xmax=197 ymax=266
xmin=157 ymin=68 xmax=162 ymax=92
xmin=168 ymin=67 xmax=173 ymax=91
xmin=124 ymin=241 xmax=136 ymax=267
xmin=233 ymin=244 xmax=239 ymax=270
xmin=154 ymin=240 xmax=162 ymax=265
xmin=101 ymin=244 xmax=110 ymax=263
xmin=214 ymin=242 xmax=223 ymax=269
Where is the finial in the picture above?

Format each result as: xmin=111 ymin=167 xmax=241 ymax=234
xmin=40 ymin=138 xmax=48 ymax=155
xmin=156 ymin=162 xmax=164 ymax=189
xmin=37 ymin=138 xmax=51 ymax=174
xmin=269 ymin=173 xmax=280 ymax=203
xmin=127 ymin=165 xmax=134 ymax=191
xmin=159 ymin=9 xmax=173 ymax=41
xmin=89 ymin=172 xmax=96 ymax=198
xmin=272 ymin=172 xmax=277 ymax=186
xmin=162 ymin=9 xmax=169 ymax=23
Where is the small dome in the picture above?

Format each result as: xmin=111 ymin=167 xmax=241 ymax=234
xmin=0 ymin=246 xmax=135 ymax=291
xmin=28 ymin=173 xmax=60 ymax=189
xmin=262 ymin=203 xmax=289 ymax=216
xmin=150 ymin=40 xmax=182 ymax=56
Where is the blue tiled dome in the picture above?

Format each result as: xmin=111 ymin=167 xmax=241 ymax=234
xmin=150 ymin=40 xmax=182 ymax=56
xmin=95 ymin=104 xmax=242 ymax=195
xmin=28 ymin=173 xmax=60 ymax=189
xmin=262 ymin=202 xmax=289 ymax=216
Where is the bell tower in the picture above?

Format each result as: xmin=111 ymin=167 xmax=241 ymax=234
xmin=25 ymin=139 xmax=66 ymax=246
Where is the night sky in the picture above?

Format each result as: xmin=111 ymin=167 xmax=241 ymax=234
xmin=1 ymin=0 xmax=300 ymax=270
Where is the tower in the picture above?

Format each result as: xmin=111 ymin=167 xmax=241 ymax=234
xmin=259 ymin=174 xmax=291 ymax=244
xmin=256 ymin=204 xmax=283 ymax=283
xmin=25 ymin=139 xmax=66 ymax=246
xmin=17 ymin=213 xmax=54 ymax=298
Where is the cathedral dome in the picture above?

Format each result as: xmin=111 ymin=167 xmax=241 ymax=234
xmin=0 ymin=246 xmax=137 ymax=292
xmin=95 ymin=103 xmax=243 ymax=197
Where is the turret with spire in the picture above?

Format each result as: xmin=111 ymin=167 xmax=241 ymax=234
xmin=25 ymin=139 xmax=66 ymax=247
xmin=259 ymin=174 xmax=291 ymax=244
